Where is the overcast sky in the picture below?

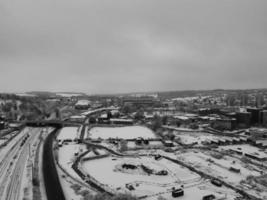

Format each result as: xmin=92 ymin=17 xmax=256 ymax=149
xmin=0 ymin=0 xmax=267 ymax=94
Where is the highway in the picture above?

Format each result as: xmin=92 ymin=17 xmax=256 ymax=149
xmin=0 ymin=127 xmax=51 ymax=200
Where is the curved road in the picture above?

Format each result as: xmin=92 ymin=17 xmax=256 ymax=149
xmin=43 ymin=127 xmax=65 ymax=200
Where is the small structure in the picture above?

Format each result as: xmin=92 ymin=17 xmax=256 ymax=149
xmin=135 ymin=137 xmax=150 ymax=145
xmin=125 ymin=184 xmax=135 ymax=191
xmin=172 ymin=188 xmax=184 ymax=198
xmin=122 ymin=164 xmax=137 ymax=170
xmin=140 ymin=164 xmax=153 ymax=175
xmin=135 ymin=137 xmax=143 ymax=145
xmin=154 ymin=154 xmax=162 ymax=161
xmin=69 ymin=115 xmax=86 ymax=123
xmin=229 ymin=166 xmax=241 ymax=173
xmin=156 ymin=170 xmax=168 ymax=176
xmin=202 ymin=194 xmax=215 ymax=200
xmin=90 ymin=138 xmax=102 ymax=143
xmin=164 ymin=140 xmax=174 ymax=147
xmin=143 ymin=139 xmax=149 ymax=145
xmin=110 ymin=118 xmax=134 ymax=125
xmin=211 ymin=179 xmax=222 ymax=187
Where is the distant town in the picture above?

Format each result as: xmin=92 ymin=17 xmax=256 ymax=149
xmin=0 ymin=89 xmax=267 ymax=200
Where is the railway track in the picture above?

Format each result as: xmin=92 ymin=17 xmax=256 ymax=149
xmin=0 ymin=130 xmax=27 ymax=198
xmin=0 ymin=128 xmax=43 ymax=200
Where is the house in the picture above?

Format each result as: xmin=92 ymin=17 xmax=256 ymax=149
xmin=122 ymin=164 xmax=137 ymax=170
xmin=164 ymin=140 xmax=174 ymax=147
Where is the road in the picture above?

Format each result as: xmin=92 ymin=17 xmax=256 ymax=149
xmin=0 ymin=127 xmax=52 ymax=200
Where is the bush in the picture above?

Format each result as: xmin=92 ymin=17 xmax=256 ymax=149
xmin=32 ymin=177 xmax=40 ymax=187
xmin=151 ymin=115 xmax=162 ymax=131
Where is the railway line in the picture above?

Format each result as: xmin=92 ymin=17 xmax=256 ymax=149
xmin=0 ymin=127 xmax=49 ymax=200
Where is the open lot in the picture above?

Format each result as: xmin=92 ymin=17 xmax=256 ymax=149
xmin=175 ymin=132 xmax=216 ymax=145
xmin=172 ymin=130 xmax=234 ymax=146
xmin=81 ymin=155 xmax=199 ymax=197
xmin=80 ymin=154 xmax=239 ymax=199
xmin=88 ymin=126 xmax=157 ymax=140
xmin=57 ymin=126 xmax=81 ymax=141
xmin=219 ymin=144 xmax=267 ymax=160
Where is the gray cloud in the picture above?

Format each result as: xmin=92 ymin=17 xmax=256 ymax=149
xmin=0 ymin=0 xmax=267 ymax=94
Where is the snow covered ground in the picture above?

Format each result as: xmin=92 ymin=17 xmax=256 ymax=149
xmin=176 ymin=133 xmax=216 ymax=145
xmin=81 ymin=154 xmax=240 ymax=199
xmin=176 ymin=150 xmax=267 ymax=199
xmin=146 ymin=181 xmax=239 ymax=200
xmin=57 ymin=126 xmax=81 ymax=141
xmin=176 ymin=133 xmax=235 ymax=146
xmin=56 ymin=164 xmax=97 ymax=200
xmin=57 ymin=143 xmax=87 ymax=180
xmin=81 ymin=155 xmax=201 ymax=197
xmin=56 ymin=93 xmax=83 ymax=97
xmin=88 ymin=126 xmax=156 ymax=140
xmin=177 ymin=150 xmax=261 ymax=183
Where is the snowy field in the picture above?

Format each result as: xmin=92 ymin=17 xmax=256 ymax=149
xmin=56 ymin=93 xmax=83 ymax=97
xmin=81 ymin=155 xmax=240 ymax=199
xmin=88 ymin=126 xmax=156 ymax=140
xmin=56 ymin=163 xmax=97 ymax=200
xmin=176 ymin=150 xmax=267 ymax=199
xmin=177 ymin=150 xmax=261 ymax=184
xmin=57 ymin=144 xmax=87 ymax=180
xmin=176 ymin=133 xmax=216 ymax=145
xmin=57 ymin=126 xmax=81 ymax=141
xmin=171 ymin=131 xmax=239 ymax=146
xmin=81 ymin=155 xmax=200 ymax=197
